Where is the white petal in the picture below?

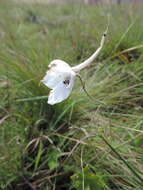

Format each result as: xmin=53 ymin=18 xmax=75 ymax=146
xmin=41 ymin=70 xmax=63 ymax=89
xmin=41 ymin=60 xmax=72 ymax=89
xmin=49 ymin=59 xmax=71 ymax=70
xmin=48 ymin=74 xmax=75 ymax=105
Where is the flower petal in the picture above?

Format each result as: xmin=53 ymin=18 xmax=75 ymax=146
xmin=41 ymin=60 xmax=73 ymax=89
xmin=41 ymin=70 xmax=63 ymax=89
xmin=48 ymin=73 xmax=75 ymax=105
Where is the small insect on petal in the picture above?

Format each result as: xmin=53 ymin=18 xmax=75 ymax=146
xmin=63 ymin=80 xmax=70 ymax=85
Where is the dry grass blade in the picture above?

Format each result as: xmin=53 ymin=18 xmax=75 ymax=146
xmin=20 ymin=175 xmax=37 ymax=190
xmin=0 ymin=115 xmax=10 ymax=125
xmin=108 ymin=44 xmax=143 ymax=61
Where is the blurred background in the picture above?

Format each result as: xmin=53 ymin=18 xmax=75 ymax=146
xmin=9 ymin=0 xmax=143 ymax=3
xmin=1 ymin=0 xmax=143 ymax=190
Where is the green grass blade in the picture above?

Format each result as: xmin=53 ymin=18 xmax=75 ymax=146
xmin=34 ymin=141 xmax=43 ymax=171
xmin=100 ymin=135 xmax=143 ymax=185
xmin=16 ymin=95 xmax=48 ymax=102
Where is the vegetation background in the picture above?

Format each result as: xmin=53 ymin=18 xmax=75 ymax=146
xmin=1 ymin=0 xmax=143 ymax=189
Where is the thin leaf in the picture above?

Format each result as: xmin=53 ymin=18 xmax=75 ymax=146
xmin=34 ymin=141 xmax=43 ymax=171
xmin=16 ymin=95 xmax=48 ymax=102
xmin=100 ymin=135 xmax=143 ymax=185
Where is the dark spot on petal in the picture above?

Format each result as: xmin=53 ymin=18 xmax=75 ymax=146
xmin=63 ymin=80 xmax=70 ymax=85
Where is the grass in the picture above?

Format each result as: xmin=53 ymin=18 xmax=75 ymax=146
xmin=1 ymin=0 xmax=143 ymax=189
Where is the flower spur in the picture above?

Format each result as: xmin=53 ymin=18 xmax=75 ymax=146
xmin=41 ymin=30 xmax=107 ymax=105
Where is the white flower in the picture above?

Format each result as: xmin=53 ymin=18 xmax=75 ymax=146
xmin=41 ymin=31 xmax=107 ymax=105
xmin=41 ymin=60 xmax=76 ymax=105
